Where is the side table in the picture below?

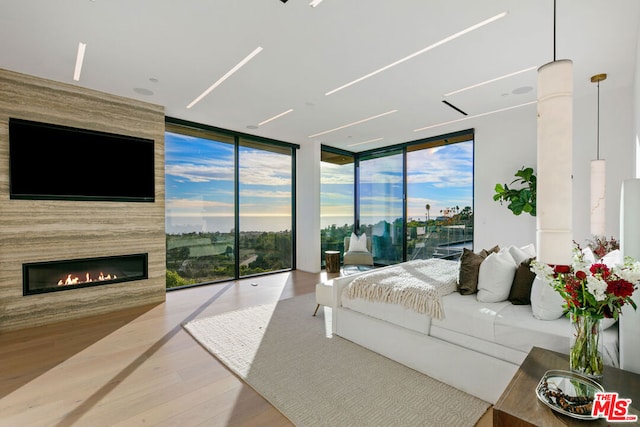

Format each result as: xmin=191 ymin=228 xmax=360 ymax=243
xmin=494 ymin=346 xmax=640 ymax=426
xmin=325 ymin=250 xmax=340 ymax=273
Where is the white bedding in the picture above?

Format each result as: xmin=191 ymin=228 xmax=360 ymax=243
xmin=342 ymin=258 xmax=458 ymax=319
xmin=341 ymin=297 xmax=431 ymax=334
xmin=341 ymin=290 xmax=619 ymax=367
xmin=432 ymin=292 xmax=509 ymax=342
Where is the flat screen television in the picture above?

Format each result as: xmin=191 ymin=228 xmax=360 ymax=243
xmin=9 ymin=118 xmax=155 ymax=202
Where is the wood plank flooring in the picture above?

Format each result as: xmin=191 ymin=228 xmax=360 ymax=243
xmin=0 ymin=269 xmax=492 ymax=426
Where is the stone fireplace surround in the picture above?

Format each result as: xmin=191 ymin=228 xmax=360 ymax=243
xmin=0 ymin=68 xmax=166 ymax=332
xmin=22 ymin=253 xmax=149 ymax=296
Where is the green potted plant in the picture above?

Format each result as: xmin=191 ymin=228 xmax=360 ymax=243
xmin=493 ymin=166 xmax=536 ymax=216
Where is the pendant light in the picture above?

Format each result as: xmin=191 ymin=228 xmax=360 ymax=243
xmin=536 ymin=0 xmax=573 ymax=265
xmin=590 ymin=73 xmax=607 ymax=237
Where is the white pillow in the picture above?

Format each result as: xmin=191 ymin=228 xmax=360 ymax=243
xmin=520 ymin=243 xmax=536 ymax=258
xmin=530 ymin=276 xmax=565 ymax=320
xmin=348 ymin=232 xmax=368 ymax=252
xmin=477 ymin=249 xmax=517 ymax=303
xmin=508 ymin=245 xmax=534 ymax=265
xmin=601 ymin=249 xmax=623 ymax=268
xmin=582 ymin=247 xmax=597 ymax=264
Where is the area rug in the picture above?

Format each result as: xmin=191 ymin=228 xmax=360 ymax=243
xmin=183 ymin=293 xmax=490 ymax=426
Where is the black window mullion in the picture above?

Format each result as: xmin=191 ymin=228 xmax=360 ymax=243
xmin=234 ymin=135 xmax=240 ymax=280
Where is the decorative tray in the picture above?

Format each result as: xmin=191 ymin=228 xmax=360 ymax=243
xmin=536 ymin=369 xmax=604 ymax=420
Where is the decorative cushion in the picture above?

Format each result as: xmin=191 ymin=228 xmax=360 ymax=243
xmin=348 ymin=232 xmax=368 ymax=252
xmin=530 ymin=276 xmax=565 ymax=320
xmin=477 ymin=248 xmax=517 ymax=303
xmin=457 ymin=245 xmax=499 ymax=295
xmin=508 ymin=257 xmax=536 ymax=305
xmin=520 ymin=243 xmax=536 ymax=258
xmin=508 ymin=244 xmax=536 ymax=265
xmin=601 ymin=249 xmax=623 ymax=268
xmin=582 ymin=247 xmax=597 ymax=264
xmin=602 ymin=317 xmax=618 ymax=330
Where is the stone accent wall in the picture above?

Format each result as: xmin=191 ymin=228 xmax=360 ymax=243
xmin=0 ymin=68 xmax=166 ymax=332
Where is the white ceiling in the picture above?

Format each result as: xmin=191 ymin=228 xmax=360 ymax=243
xmin=1 ymin=0 xmax=639 ymax=152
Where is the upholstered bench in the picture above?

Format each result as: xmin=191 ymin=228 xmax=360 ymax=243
xmin=313 ymin=279 xmax=333 ymax=316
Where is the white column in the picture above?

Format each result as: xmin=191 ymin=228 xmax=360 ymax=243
xmin=536 ymin=59 xmax=573 ymax=265
xmin=296 ymin=141 xmax=322 ymax=273
xmin=590 ymin=159 xmax=606 ymax=236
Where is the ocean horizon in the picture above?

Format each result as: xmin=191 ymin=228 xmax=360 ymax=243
xmin=166 ymin=215 xmax=399 ymax=234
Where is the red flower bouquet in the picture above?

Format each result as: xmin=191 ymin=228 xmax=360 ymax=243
xmin=531 ymin=243 xmax=638 ymax=378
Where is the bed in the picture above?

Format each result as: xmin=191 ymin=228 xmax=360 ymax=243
xmin=331 ymin=256 xmax=622 ymax=404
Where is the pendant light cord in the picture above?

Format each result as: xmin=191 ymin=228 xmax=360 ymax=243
xmin=553 ymin=0 xmax=556 ymax=61
xmin=597 ymin=80 xmax=600 ymax=160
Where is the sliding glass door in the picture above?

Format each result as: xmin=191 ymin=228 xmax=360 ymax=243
xmin=165 ymin=128 xmax=236 ymax=287
xmin=359 ymin=150 xmax=404 ymax=265
xmin=238 ymin=138 xmax=293 ymax=275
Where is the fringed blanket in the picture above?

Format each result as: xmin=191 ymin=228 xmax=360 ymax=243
xmin=342 ymin=258 xmax=459 ymax=320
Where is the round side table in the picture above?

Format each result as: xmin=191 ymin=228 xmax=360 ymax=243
xmin=324 ymin=250 xmax=340 ymax=273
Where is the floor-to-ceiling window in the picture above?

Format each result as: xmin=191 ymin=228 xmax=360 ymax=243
xmin=320 ymin=149 xmax=355 ymax=266
xmin=406 ymin=134 xmax=474 ymax=261
xmin=165 ymin=120 xmax=296 ymax=289
xmin=320 ymin=130 xmax=473 ymax=268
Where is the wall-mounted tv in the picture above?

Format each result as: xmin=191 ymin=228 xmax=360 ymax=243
xmin=9 ymin=118 xmax=155 ymax=202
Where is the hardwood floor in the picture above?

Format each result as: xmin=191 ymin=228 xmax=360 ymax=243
xmin=0 ymin=270 xmax=493 ymax=426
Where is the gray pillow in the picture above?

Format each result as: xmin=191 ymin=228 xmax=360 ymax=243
xmin=457 ymin=246 xmax=499 ymax=295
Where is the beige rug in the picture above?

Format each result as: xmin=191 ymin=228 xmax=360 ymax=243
xmin=184 ymin=293 xmax=490 ymax=426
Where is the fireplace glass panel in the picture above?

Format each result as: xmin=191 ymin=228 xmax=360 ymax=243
xmin=23 ymin=254 xmax=148 ymax=295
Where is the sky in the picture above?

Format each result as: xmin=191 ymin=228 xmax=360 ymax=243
xmin=165 ymin=132 xmax=292 ymax=234
xmin=165 ymin=131 xmax=473 ymax=233
xmin=321 ymin=140 xmax=474 ymax=224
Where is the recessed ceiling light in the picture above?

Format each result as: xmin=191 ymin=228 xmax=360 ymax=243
xmin=443 ymin=66 xmax=537 ymax=97
xmin=187 ymin=46 xmax=263 ymax=109
xmin=512 ymin=86 xmax=533 ymax=95
xmin=73 ymin=42 xmax=87 ymax=81
xmin=134 ymin=87 xmax=154 ymax=96
xmin=347 ymin=137 xmax=384 ymax=147
xmin=325 ymin=11 xmax=508 ymax=96
xmin=309 ymin=0 xmax=323 ymax=6
xmin=258 ymin=108 xmax=294 ymax=126
xmin=414 ymin=101 xmax=535 ymax=132
xmin=308 ymin=110 xmax=398 ymax=138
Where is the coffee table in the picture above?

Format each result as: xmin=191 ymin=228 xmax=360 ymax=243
xmin=493 ymin=346 xmax=640 ymax=426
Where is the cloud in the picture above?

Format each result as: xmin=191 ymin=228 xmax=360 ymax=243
xmin=166 ymin=163 xmax=234 ymax=183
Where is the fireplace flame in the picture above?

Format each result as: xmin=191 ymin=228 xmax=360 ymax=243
xmin=57 ymin=272 xmax=117 ymax=286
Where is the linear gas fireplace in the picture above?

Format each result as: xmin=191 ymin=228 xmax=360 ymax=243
xmin=23 ymin=254 xmax=148 ymax=295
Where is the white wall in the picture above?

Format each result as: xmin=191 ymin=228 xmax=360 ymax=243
xmin=296 ymin=67 xmax=638 ymax=268
xmin=296 ymin=141 xmax=322 ymax=273
xmin=635 ymin=32 xmax=640 ymax=178
xmin=471 ymin=104 xmax=538 ymax=251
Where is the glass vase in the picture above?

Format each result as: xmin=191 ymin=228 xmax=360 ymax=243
xmin=569 ymin=313 xmax=604 ymax=380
